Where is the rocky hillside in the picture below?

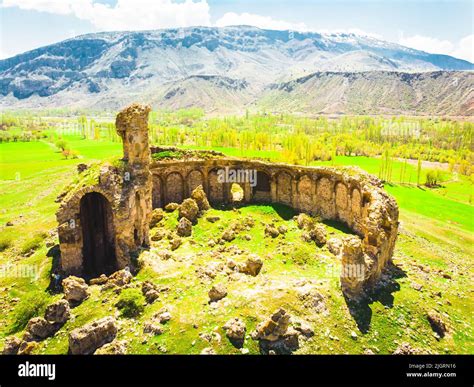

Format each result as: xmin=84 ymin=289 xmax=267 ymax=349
xmin=259 ymin=71 xmax=474 ymax=116
xmin=0 ymin=26 xmax=473 ymax=114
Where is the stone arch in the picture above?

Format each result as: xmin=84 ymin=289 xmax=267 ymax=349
xmin=165 ymin=172 xmax=184 ymax=204
xmin=275 ymin=171 xmax=293 ymax=206
xmin=208 ymin=168 xmax=225 ymax=203
xmin=79 ymin=192 xmax=117 ymax=278
xmin=252 ymin=170 xmax=271 ymax=202
xmin=351 ymin=188 xmax=362 ymax=218
xmin=187 ymin=170 xmax=204 ymax=196
xmin=152 ymin=174 xmax=163 ymax=209
xmin=317 ymin=177 xmax=335 ymax=218
xmin=335 ymin=182 xmax=350 ymax=223
xmin=297 ymin=174 xmax=314 ymax=213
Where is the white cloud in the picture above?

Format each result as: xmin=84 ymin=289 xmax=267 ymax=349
xmin=399 ymin=33 xmax=474 ymax=63
xmin=215 ymin=12 xmax=309 ymax=32
xmin=2 ymin=0 xmax=212 ymax=31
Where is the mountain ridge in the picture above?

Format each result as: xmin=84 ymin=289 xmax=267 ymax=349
xmin=1 ymin=26 xmax=473 ymax=114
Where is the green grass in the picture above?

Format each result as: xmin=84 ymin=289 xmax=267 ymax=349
xmin=0 ymin=139 xmax=472 ymax=355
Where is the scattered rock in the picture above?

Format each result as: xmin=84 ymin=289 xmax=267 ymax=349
xmin=90 ymin=274 xmax=108 ymax=285
xmin=18 ymin=341 xmax=37 ymax=355
xmin=68 ymin=317 xmax=118 ymax=355
xmin=201 ymin=347 xmax=216 ymax=355
xmin=165 ymin=202 xmax=179 ymax=212
xmin=177 ymin=217 xmax=192 ymax=237
xmin=238 ymin=255 xmax=263 ymax=276
xmin=208 ymin=283 xmax=228 ymax=303
xmin=94 ymin=340 xmax=127 ymax=355
xmin=191 ymin=185 xmax=210 ymax=211
xmin=108 ymin=269 xmax=132 ymax=287
xmin=427 ymin=310 xmax=448 ymax=338
xmin=155 ymin=309 xmax=172 ymax=323
xmin=150 ymin=208 xmax=164 ymax=228
xmin=393 ymin=342 xmax=419 ymax=355
xmin=206 ymin=216 xmax=220 ymax=223
xmin=170 ymin=237 xmax=182 ymax=251
xmin=264 ymin=224 xmax=280 ymax=238
xmin=296 ymin=213 xmax=313 ymax=229
xmin=142 ymin=281 xmax=160 ymax=304
xmin=327 ymin=238 xmax=343 ymax=256
xmin=44 ymin=299 xmax=70 ymax=325
xmin=310 ymin=224 xmax=327 ymax=247
xmin=350 ymin=331 xmax=358 ymax=340
xmin=277 ymin=225 xmax=288 ymax=234
xmin=150 ymin=228 xmax=168 ymax=241
xmin=223 ymin=318 xmax=246 ymax=348
xmin=294 ymin=322 xmax=314 ymax=338
xmin=221 ymin=228 xmax=236 ymax=242
xmin=252 ymin=309 xmax=291 ymax=342
xmin=2 ymin=336 xmax=22 ymax=355
xmin=143 ymin=322 xmax=164 ymax=335
xmin=62 ymin=276 xmax=89 ymax=304
xmin=24 ymin=317 xmax=56 ymax=341
xmin=178 ymin=198 xmax=199 ymax=223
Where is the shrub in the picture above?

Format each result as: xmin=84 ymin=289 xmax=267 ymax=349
xmin=20 ymin=234 xmax=45 ymax=255
xmin=116 ymin=288 xmax=145 ymax=317
xmin=9 ymin=292 xmax=49 ymax=333
xmin=55 ymin=139 xmax=68 ymax=151
xmin=0 ymin=235 xmax=13 ymax=251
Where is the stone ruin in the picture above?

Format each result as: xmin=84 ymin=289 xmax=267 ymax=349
xmin=56 ymin=103 xmax=399 ymax=298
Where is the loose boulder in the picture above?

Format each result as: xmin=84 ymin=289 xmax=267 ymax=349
xmin=427 ymin=310 xmax=448 ymax=338
xmin=177 ymin=217 xmax=192 ymax=237
xmin=191 ymin=185 xmax=210 ymax=211
xmin=251 ymin=309 xmax=299 ymax=354
xmin=178 ymin=198 xmax=199 ymax=223
xmin=69 ymin=317 xmax=118 ymax=355
xmin=62 ymin=276 xmax=89 ymax=304
xmin=208 ymin=283 xmax=228 ymax=303
xmin=165 ymin=202 xmax=179 ymax=212
xmin=108 ymin=269 xmax=133 ymax=287
xmin=310 ymin=224 xmax=327 ymax=247
xmin=142 ymin=281 xmax=160 ymax=304
xmin=264 ymin=224 xmax=279 ymax=238
xmin=24 ymin=317 xmax=55 ymax=341
xmin=44 ymin=299 xmax=71 ymax=325
xmin=150 ymin=208 xmax=164 ymax=228
xmin=2 ymin=336 xmax=22 ymax=355
xmin=238 ymin=255 xmax=263 ymax=276
xmin=223 ymin=318 xmax=246 ymax=348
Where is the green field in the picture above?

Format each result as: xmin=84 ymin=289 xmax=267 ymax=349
xmin=0 ymin=131 xmax=473 ymax=355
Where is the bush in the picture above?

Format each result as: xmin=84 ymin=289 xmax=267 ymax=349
xmin=9 ymin=292 xmax=49 ymax=333
xmin=425 ymin=169 xmax=446 ymax=187
xmin=116 ymin=288 xmax=145 ymax=317
xmin=0 ymin=235 xmax=13 ymax=252
xmin=55 ymin=139 xmax=68 ymax=151
xmin=20 ymin=234 xmax=45 ymax=255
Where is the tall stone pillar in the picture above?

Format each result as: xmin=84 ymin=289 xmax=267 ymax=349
xmin=114 ymin=104 xmax=153 ymax=266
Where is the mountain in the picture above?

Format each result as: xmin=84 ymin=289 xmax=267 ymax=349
xmin=0 ymin=26 xmax=473 ymax=114
xmin=259 ymin=71 xmax=474 ymax=116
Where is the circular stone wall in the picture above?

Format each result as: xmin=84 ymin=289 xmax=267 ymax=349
xmin=150 ymin=157 xmax=399 ymax=295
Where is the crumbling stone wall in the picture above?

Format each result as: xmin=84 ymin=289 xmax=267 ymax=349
xmin=56 ymin=104 xmax=153 ymax=277
xmin=149 ymin=157 xmax=399 ymax=292
xmin=57 ymin=103 xmax=398 ymax=297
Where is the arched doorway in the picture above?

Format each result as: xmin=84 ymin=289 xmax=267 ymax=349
xmin=80 ymin=192 xmax=117 ymax=278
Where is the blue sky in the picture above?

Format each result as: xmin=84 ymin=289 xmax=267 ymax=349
xmin=1 ymin=0 xmax=473 ymax=61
